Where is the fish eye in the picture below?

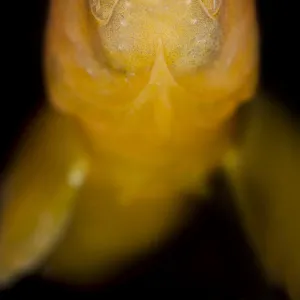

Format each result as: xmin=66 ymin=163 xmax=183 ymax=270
xmin=89 ymin=0 xmax=223 ymax=25
xmin=89 ymin=0 xmax=119 ymax=25
xmin=199 ymin=0 xmax=222 ymax=19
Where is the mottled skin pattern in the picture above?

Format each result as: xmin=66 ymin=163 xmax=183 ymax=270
xmin=0 ymin=0 xmax=299 ymax=299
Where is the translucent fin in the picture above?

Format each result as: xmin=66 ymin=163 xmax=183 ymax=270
xmin=0 ymin=107 xmax=88 ymax=288
xmin=224 ymin=97 xmax=300 ymax=300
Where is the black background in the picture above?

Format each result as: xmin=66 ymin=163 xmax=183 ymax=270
xmin=0 ymin=1 xmax=298 ymax=298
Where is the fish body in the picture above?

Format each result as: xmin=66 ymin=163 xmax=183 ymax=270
xmin=1 ymin=0 xmax=259 ymax=287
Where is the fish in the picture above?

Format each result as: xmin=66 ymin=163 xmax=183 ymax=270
xmin=10 ymin=0 xmax=300 ymax=296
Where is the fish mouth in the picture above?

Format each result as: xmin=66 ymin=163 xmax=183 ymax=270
xmin=90 ymin=0 xmax=223 ymax=74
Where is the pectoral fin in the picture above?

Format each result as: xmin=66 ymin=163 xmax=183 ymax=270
xmin=224 ymin=97 xmax=300 ymax=299
xmin=0 ymin=107 xmax=88 ymax=288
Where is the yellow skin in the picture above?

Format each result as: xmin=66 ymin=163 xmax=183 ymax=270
xmin=226 ymin=98 xmax=300 ymax=300
xmin=0 ymin=0 xmax=299 ymax=298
